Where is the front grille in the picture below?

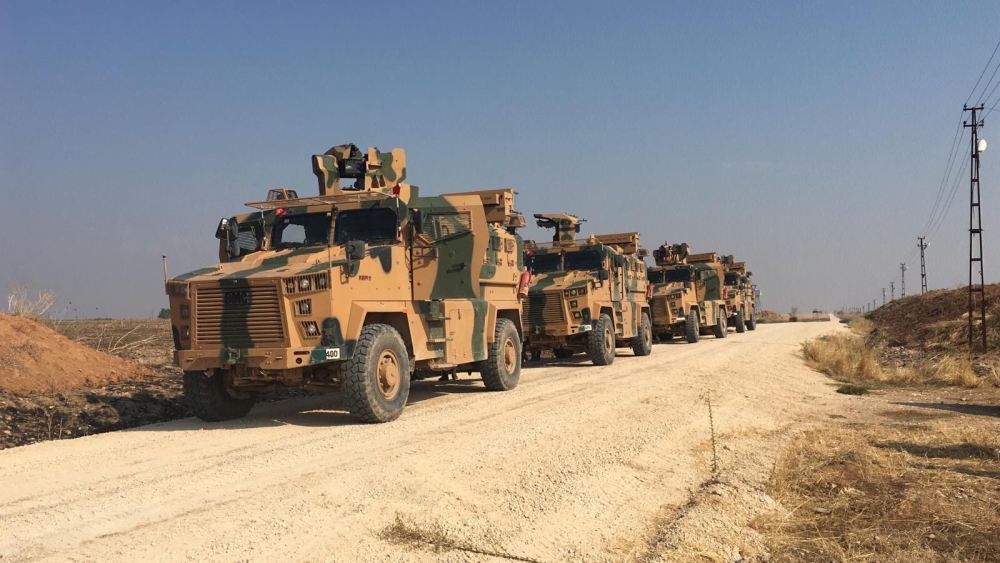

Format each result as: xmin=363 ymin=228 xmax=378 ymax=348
xmin=653 ymin=297 xmax=671 ymax=319
xmin=194 ymin=285 xmax=284 ymax=346
xmin=524 ymin=294 xmax=565 ymax=324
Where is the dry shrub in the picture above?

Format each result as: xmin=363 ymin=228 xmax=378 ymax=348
xmin=379 ymin=513 xmax=540 ymax=563
xmin=6 ymin=286 xmax=56 ymax=319
xmin=759 ymin=425 xmax=1000 ymax=562
xmin=804 ymin=334 xmax=988 ymax=388
xmin=803 ymin=334 xmax=884 ymax=383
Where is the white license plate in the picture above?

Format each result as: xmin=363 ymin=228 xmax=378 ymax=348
xmin=325 ymin=348 xmax=340 ymax=360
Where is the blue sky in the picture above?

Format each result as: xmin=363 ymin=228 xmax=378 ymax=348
xmin=2 ymin=1 xmax=999 ymax=317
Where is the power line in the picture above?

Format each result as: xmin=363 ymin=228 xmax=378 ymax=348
xmin=920 ymin=115 xmax=966 ymax=237
xmin=966 ymin=39 xmax=1000 ymax=106
xmin=926 ymin=140 xmax=972 ymax=243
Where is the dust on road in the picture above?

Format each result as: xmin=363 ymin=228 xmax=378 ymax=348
xmin=0 ymin=321 xmax=845 ymax=562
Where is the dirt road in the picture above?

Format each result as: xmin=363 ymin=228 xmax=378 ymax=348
xmin=0 ymin=321 xmax=846 ymax=562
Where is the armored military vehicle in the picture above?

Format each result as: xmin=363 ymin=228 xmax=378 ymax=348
xmin=722 ymin=257 xmax=756 ymax=331
xmin=521 ymin=214 xmax=652 ymax=365
xmin=166 ymin=144 xmax=528 ymax=423
xmin=647 ymin=243 xmax=729 ymax=343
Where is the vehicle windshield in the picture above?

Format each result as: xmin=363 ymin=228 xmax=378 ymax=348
xmin=725 ymin=272 xmax=740 ymax=286
xmin=563 ymin=250 xmax=603 ymax=271
xmin=665 ymin=268 xmax=692 ymax=283
xmin=527 ymin=253 xmax=562 ymax=273
xmin=271 ymin=213 xmax=331 ymax=249
xmin=334 ymin=207 xmax=398 ymax=245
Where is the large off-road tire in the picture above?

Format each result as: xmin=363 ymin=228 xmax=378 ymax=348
xmin=685 ymin=310 xmax=700 ymax=343
xmin=734 ymin=309 xmax=746 ymax=333
xmin=553 ymin=348 xmax=575 ymax=359
xmin=631 ymin=312 xmax=653 ymax=356
xmin=479 ymin=318 xmax=521 ymax=391
xmin=183 ymin=370 xmax=255 ymax=422
xmin=713 ymin=308 xmax=728 ymax=339
xmin=343 ymin=323 xmax=411 ymax=423
xmin=747 ymin=314 xmax=757 ymax=331
xmin=587 ymin=313 xmax=616 ymax=365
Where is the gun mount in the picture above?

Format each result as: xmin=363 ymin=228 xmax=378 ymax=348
xmin=653 ymin=242 xmax=691 ymax=266
xmin=311 ymin=144 xmax=407 ymax=196
xmin=534 ymin=213 xmax=582 ymax=243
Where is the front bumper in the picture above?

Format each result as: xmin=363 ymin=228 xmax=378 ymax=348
xmin=175 ymin=344 xmax=347 ymax=372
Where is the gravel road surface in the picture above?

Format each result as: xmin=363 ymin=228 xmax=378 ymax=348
xmin=0 ymin=321 xmax=844 ymax=562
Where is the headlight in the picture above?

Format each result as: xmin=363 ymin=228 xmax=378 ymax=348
xmin=307 ymin=323 xmax=318 ymax=335
xmin=286 ymin=280 xmax=296 ymax=293
xmin=316 ymin=274 xmax=327 ymax=289
xmin=570 ymin=300 xmax=578 ymax=309
xmin=181 ymin=326 xmax=190 ymax=340
xmin=180 ymin=305 xmax=190 ymax=319
xmin=300 ymin=277 xmax=311 ymax=291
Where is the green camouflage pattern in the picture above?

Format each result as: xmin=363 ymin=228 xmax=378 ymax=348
xmin=522 ymin=215 xmax=649 ymax=354
xmin=166 ymin=145 xmax=526 ymax=392
xmin=647 ymin=243 xmax=728 ymax=336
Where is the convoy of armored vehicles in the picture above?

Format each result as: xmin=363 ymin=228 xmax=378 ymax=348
xmin=166 ymin=143 xmax=761 ymax=423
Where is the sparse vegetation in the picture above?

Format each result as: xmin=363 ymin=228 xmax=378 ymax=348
xmin=758 ymin=424 xmax=1000 ymax=562
xmin=6 ymin=285 xmax=56 ymax=319
xmin=379 ymin=513 xmax=540 ymax=562
xmin=835 ymin=384 xmax=868 ymax=395
xmin=802 ymin=333 xmax=987 ymax=388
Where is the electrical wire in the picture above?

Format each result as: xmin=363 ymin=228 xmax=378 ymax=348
xmin=966 ymin=39 xmax=1000 ymax=106
xmin=926 ymin=142 xmax=971 ymax=243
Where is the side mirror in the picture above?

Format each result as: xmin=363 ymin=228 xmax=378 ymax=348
xmin=412 ymin=210 xmax=423 ymax=234
xmin=599 ymin=268 xmax=610 ymax=281
xmin=215 ymin=218 xmax=230 ymax=240
xmin=347 ymin=240 xmax=367 ymax=260
xmin=613 ymin=255 xmax=626 ymax=268
xmin=683 ymin=280 xmax=692 ymax=289
xmin=226 ymin=219 xmax=241 ymax=259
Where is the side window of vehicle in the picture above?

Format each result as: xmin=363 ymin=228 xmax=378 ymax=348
xmin=422 ymin=211 xmax=472 ymax=242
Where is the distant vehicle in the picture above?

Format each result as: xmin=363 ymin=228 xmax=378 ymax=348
xmin=647 ymin=243 xmax=729 ymax=343
xmin=722 ymin=257 xmax=756 ymax=331
xmin=522 ymin=214 xmax=652 ymax=365
xmin=165 ymin=144 xmax=528 ymax=423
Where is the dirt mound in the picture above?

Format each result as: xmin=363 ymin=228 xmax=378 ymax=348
xmin=0 ymin=314 xmax=149 ymax=394
xmin=869 ymin=284 xmax=1000 ymax=352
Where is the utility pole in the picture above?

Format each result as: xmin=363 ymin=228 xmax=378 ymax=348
xmin=890 ymin=281 xmax=895 ymax=301
xmin=964 ymin=104 xmax=988 ymax=353
xmin=918 ymin=237 xmax=929 ymax=294
xmin=882 ymin=287 xmax=886 ymax=305
xmin=900 ymin=263 xmax=907 ymax=297
xmin=872 ymin=299 xmax=876 ymax=311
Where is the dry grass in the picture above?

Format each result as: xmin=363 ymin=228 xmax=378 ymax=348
xmin=803 ymin=333 xmax=988 ymax=388
xmin=757 ymin=424 xmax=1000 ymax=562
xmin=50 ymin=319 xmax=173 ymax=360
xmin=5 ymin=285 xmax=56 ymax=319
xmin=379 ymin=513 xmax=540 ymax=562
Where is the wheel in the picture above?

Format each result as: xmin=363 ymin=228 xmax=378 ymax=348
xmin=343 ymin=324 xmax=411 ymax=423
xmin=685 ymin=310 xmax=700 ymax=343
xmin=713 ymin=308 xmax=728 ymax=338
xmin=183 ymin=370 xmax=255 ymax=422
xmin=658 ymin=333 xmax=674 ymax=342
xmin=747 ymin=314 xmax=757 ymax=331
xmin=587 ymin=313 xmax=616 ymax=365
xmin=734 ymin=309 xmax=746 ymax=333
xmin=631 ymin=312 xmax=652 ymax=356
xmin=479 ymin=318 xmax=521 ymax=391
xmin=553 ymin=348 xmax=575 ymax=359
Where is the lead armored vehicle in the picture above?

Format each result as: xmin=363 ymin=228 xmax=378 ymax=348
xmin=166 ymin=144 xmax=528 ymax=423
xmin=522 ymin=214 xmax=652 ymax=365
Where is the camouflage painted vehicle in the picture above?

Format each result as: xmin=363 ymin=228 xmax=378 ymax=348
xmin=647 ymin=243 xmax=729 ymax=343
xmin=722 ymin=257 xmax=756 ymax=331
xmin=521 ymin=214 xmax=652 ymax=365
xmin=166 ymin=144 xmax=528 ymax=423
